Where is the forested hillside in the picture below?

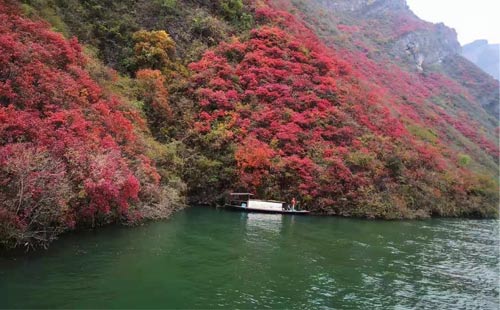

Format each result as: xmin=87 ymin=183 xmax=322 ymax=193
xmin=1 ymin=0 xmax=498 ymax=249
xmin=0 ymin=1 xmax=185 ymax=248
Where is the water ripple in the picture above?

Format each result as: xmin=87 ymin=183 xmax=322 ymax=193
xmin=0 ymin=208 xmax=498 ymax=309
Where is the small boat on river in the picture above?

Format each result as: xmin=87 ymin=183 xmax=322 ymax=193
xmin=224 ymin=193 xmax=310 ymax=215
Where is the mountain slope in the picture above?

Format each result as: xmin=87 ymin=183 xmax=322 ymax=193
xmin=186 ymin=0 xmax=498 ymax=218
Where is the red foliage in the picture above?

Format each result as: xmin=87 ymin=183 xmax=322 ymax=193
xmin=189 ymin=0 xmax=498 ymax=215
xmin=337 ymin=24 xmax=360 ymax=34
xmin=136 ymin=69 xmax=172 ymax=123
xmin=0 ymin=1 xmax=162 ymax=245
xmin=235 ymin=135 xmax=275 ymax=189
xmin=190 ymin=24 xmax=406 ymax=208
xmin=392 ymin=14 xmax=432 ymax=37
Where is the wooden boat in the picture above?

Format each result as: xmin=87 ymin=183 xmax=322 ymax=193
xmin=224 ymin=193 xmax=310 ymax=215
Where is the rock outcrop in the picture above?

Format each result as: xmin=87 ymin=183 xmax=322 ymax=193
xmin=392 ymin=23 xmax=461 ymax=71
xmin=305 ymin=0 xmax=461 ymax=71
xmin=313 ymin=0 xmax=408 ymax=13
xmin=294 ymin=0 xmax=497 ymax=118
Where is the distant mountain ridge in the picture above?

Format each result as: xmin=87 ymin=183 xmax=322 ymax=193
xmin=462 ymin=40 xmax=500 ymax=81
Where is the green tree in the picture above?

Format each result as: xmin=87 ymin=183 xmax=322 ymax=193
xmin=458 ymin=154 xmax=471 ymax=167
xmin=220 ymin=0 xmax=243 ymax=21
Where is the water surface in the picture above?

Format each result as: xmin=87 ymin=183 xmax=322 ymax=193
xmin=1 ymin=207 xmax=498 ymax=309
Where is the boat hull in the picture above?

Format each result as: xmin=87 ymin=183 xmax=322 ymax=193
xmin=224 ymin=204 xmax=310 ymax=215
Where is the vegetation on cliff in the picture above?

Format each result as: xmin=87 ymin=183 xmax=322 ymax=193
xmin=0 ymin=1 xmax=183 ymax=248
xmin=187 ymin=2 xmax=498 ymax=218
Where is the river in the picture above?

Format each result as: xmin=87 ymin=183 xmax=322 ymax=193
xmin=0 ymin=206 xmax=498 ymax=309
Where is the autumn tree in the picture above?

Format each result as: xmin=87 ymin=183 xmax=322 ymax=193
xmin=132 ymin=30 xmax=176 ymax=70
xmin=136 ymin=69 xmax=172 ymax=133
xmin=0 ymin=144 xmax=72 ymax=248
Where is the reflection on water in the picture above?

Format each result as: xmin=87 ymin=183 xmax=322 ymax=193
xmin=244 ymin=212 xmax=283 ymax=233
xmin=0 ymin=207 xmax=498 ymax=309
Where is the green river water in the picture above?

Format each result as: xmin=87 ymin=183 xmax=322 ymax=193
xmin=0 ymin=206 xmax=498 ymax=309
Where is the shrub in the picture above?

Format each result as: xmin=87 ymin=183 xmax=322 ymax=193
xmin=132 ymin=30 xmax=176 ymax=70
xmin=458 ymin=154 xmax=471 ymax=167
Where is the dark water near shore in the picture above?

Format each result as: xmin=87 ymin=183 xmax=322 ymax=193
xmin=1 ymin=207 xmax=498 ymax=309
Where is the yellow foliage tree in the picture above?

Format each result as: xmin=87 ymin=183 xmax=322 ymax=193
xmin=132 ymin=30 xmax=176 ymax=70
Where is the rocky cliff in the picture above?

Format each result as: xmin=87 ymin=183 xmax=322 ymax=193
xmin=292 ymin=0 xmax=498 ymax=118
xmin=299 ymin=0 xmax=461 ymax=71
xmin=392 ymin=23 xmax=461 ymax=71
xmin=313 ymin=0 xmax=408 ymax=13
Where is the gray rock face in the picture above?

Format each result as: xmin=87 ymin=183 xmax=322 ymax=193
xmin=313 ymin=0 xmax=407 ymax=13
xmin=298 ymin=0 xmax=498 ymax=119
xmin=308 ymin=0 xmax=461 ymax=71
xmin=392 ymin=23 xmax=461 ymax=71
xmin=462 ymin=40 xmax=500 ymax=81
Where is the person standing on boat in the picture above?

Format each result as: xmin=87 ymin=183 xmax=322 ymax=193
xmin=291 ymin=197 xmax=297 ymax=211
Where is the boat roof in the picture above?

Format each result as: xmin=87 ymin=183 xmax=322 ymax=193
xmin=249 ymin=199 xmax=285 ymax=203
xmin=229 ymin=192 xmax=254 ymax=196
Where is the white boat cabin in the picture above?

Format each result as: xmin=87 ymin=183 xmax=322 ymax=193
xmin=225 ymin=193 xmax=309 ymax=214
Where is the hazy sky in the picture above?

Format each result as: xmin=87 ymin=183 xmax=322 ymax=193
xmin=406 ymin=0 xmax=500 ymax=45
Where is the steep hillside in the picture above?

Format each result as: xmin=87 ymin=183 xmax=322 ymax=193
xmin=301 ymin=0 xmax=461 ymax=71
xmin=289 ymin=0 xmax=499 ymax=118
xmin=187 ymin=0 xmax=498 ymax=218
xmin=1 ymin=0 xmax=499 ymax=248
xmin=463 ymin=40 xmax=500 ymax=81
xmin=0 ymin=1 xmax=183 ymax=249
xmin=20 ymin=0 xmax=254 ymax=72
